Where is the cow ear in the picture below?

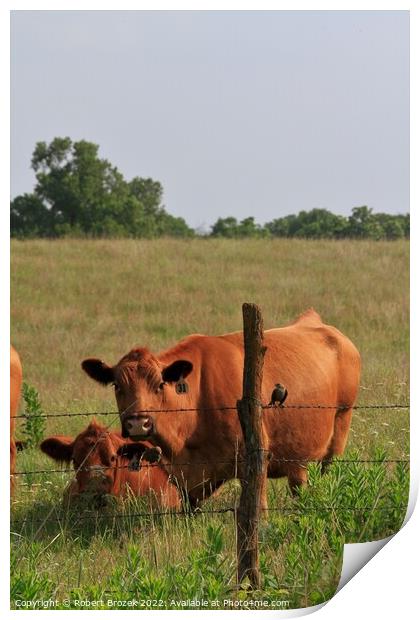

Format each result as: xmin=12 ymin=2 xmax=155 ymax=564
xmin=40 ymin=436 xmax=74 ymax=462
xmin=111 ymin=434 xmax=138 ymax=452
xmin=117 ymin=443 xmax=146 ymax=460
xmin=162 ymin=360 xmax=193 ymax=383
xmin=81 ymin=358 xmax=114 ymax=385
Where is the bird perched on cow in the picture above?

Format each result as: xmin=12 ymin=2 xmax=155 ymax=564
xmin=269 ymin=383 xmax=288 ymax=407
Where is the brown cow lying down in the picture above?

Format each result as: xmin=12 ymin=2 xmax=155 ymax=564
xmin=81 ymin=309 xmax=361 ymax=509
xmin=40 ymin=420 xmax=181 ymax=509
xmin=10 ymin=345 xmax=23 ymax=495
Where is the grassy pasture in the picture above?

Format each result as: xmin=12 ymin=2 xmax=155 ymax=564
xmin=11 ymin=238 xmax=409 ymax=610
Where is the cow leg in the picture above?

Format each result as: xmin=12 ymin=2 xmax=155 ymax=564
xmin=159 ymin=482 xmax=182 ymax=511
xmin=322 ymin=407 xmax=353 ymax=474
xmin=236 ymin=471 xmax=269 ymax=516
xmin=177 ymin=488 xmax=208 ymax=513
xmin=331 ymin=407 xmax=353 ymax=455
xmin=287 ymin=465 xmax=308 ymax=495
xmin=260 ymin=476 xmax=268 ymax=514
xmin=203 ymin=479 xmax=225 ymax=500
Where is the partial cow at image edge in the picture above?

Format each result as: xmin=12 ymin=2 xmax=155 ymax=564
xmin=10 ymin=345 xmax=23 ymax=494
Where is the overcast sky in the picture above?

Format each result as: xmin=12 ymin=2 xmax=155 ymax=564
xmin=11 ymin=10 xmax=409 ymax=230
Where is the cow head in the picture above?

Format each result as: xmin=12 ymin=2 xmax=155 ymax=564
xmin=81 ymin=348 xmax=193 ymax=441
xmin=40 ymin=419 xmax=151 ymax=501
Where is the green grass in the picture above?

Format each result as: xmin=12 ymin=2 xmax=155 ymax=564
xmin=10 ymin=238 xmax=409 ymax=609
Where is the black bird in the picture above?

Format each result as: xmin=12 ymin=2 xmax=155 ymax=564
xmin=269 ymin=383 xmax=288 ymax=407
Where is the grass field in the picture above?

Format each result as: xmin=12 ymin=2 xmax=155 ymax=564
xmin=10 ymin=238 xmax=409 ymax=610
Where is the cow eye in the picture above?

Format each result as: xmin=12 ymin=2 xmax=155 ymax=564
xmin=112 ymin=382 xmax=121 ymax=394
xmin=158 ymin=382 xmax=166 ymax=391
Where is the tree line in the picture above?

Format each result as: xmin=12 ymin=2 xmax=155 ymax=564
xmin=211 ymin=209 xmax=409 ymax=240
xmin=11 ymin=138 xmax=409 ymax=240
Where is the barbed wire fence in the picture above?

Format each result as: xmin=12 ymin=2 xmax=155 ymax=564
xmin=11 ymin=407 xmax=410 ymax=551
xmin=10 ymin=402 xmax=410 ymax=421
xmin=10 ymin=411 xmax=410 ymax=515
xmin=11 ymin=403 xmax=409 ymax=486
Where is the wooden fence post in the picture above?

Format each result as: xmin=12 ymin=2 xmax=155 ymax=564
xmin=236 ymin=302 xmax=268 ymax=588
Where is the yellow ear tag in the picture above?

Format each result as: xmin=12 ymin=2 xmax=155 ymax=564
xmin=175 ymin=377 xmax=189 ymax=394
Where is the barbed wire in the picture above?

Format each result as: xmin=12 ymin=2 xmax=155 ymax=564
xmin=10 ymin=503 xmax=408 ymax=527
xmin=12 ymin=457 xmax=410 ymax=478
xmin=10 ymin=402 xmax=410 ymax=420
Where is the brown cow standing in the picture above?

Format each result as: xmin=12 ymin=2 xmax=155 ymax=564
xmin=40 ymin=420 xmax=181 ymax=509
xmin=10 ymin=345 xmax=23 ymax=494
xmin=81 ymin=309 xmax=361 ymax=508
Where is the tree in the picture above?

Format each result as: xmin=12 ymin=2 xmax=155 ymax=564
xmin=129 ymin=177 xmax=163 ymax=217
xmin=265 ymin=209 xmax=348 ymax=238
xmin=237 ymin=217 xmax=268 ymax=238
xmin=157 ymin=213 xmax=195 ymax=237
xmin=210 ymin=216 xmax=267 ymax=238
xmin=372 ymin=213 xmax=405 ymax=240
xmin=11 ymin=194 xmax=54 ymax=238
xmin=292 ymin=209 xmax=348 ymax=238
xmin=31 ymin=138 xmax=128 ymax=233
xmin=211 ymin=217 xmax=240 ymax=238
xmin=264 ymin=214 xmax=296 ymax=237
xmin=347 ymin=206 xmax=384 ymax=239
xmin=11 ymin=137 xmax=194 ymax=238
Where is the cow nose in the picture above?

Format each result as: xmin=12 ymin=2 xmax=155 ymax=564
xmin=124 ymin=414 xmax=154 ymax=439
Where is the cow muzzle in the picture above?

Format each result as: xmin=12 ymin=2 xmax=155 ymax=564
xmin=78 ymin=466 xmax=112 ymax=494
xmin=122 ymin=414 xmax=154 ymax=440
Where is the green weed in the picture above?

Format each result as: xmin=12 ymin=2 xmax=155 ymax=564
xmin=21 ymin=383 xmax=46 ymax=449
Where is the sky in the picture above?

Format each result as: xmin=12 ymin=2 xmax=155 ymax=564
xmin=10 ymin=10 xmax=409 ymax=230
